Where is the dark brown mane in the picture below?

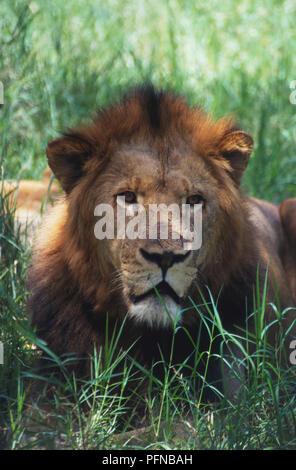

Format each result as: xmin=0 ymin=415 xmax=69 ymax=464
xmin=62 ymin=83 xmax=237 ymax=168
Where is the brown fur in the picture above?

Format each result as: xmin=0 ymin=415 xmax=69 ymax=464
xmin=27 ymin=85 xmax=296 ymax=399
xmin=2 ymin=168 xmax=61 ymax=235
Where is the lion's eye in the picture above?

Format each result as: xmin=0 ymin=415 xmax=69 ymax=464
xmin=117 ymin=191 xmax=137 ymax=204
xmin=186 ymin=194 xmax=205 ymax=207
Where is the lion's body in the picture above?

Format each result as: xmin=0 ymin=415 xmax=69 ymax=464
xmin=28 ymin=85 xmax=296 ymax=398
xmin=2 ymin=168 xmax=60 ymax=237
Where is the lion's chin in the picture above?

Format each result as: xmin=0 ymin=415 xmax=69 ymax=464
xmin=127 ymin=295 xmax=182 ymax=329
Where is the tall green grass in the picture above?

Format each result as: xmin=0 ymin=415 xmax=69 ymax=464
xmin=1 ymin=0 xmax=296 ymax=449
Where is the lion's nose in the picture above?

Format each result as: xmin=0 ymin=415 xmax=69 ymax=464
xmin=140 ymin=248 xmax=190 ymax=278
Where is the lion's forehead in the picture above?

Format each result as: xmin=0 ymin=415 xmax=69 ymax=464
xmin=99 ymin=142 xmax=215 ymax=198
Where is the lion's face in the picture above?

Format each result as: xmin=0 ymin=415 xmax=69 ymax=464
xmin=46 ymin=86 xmax=253 ymax=328
xmin=88 ymin=139 xmax=227 ymax=327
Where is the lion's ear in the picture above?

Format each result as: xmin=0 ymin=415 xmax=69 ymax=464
xmin=218 ymin=130 xmax=254 ymax=185
xmin=46 ymin=133 xmax=93 ymax=194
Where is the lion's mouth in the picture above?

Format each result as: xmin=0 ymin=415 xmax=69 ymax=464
xmin=129 ymin=281 xmax=181 ymax=305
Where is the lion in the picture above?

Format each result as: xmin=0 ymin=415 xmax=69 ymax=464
xmin=28 ymin=85 xmax=296 ymax=401
xmin=2 ymin=167 xmax=60 ymax=238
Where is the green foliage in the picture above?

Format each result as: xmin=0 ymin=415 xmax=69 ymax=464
xmin=0 ymin=0 xmax=296 ymax=450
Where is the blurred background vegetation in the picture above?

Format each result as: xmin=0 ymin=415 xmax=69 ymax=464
xmin=1 ymin=0 xmax=296 ymax=200
xmin=1 ymin=0 xmax=296 ymax=450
